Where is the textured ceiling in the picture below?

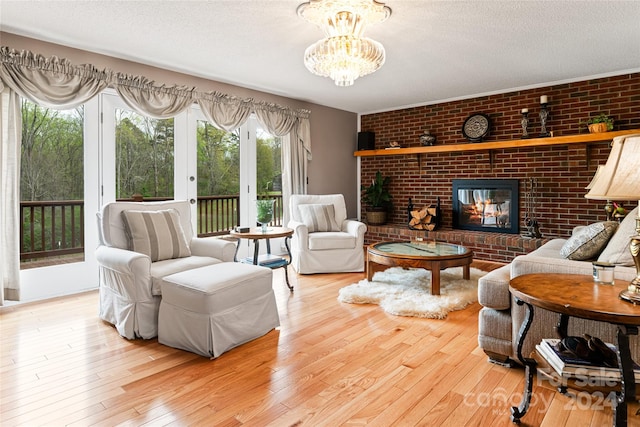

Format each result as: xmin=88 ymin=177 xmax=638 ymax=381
xmin=1 ymin=0 xmax=639 ymax=114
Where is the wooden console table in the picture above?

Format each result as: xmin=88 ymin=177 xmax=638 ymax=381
xmin=509 ymin=274 xmax=640 ymax=426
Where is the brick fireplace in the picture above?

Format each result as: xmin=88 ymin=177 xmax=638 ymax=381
xmin=359 ymin=73 xmax=640 ymax=263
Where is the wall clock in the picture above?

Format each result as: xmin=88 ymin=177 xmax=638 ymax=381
xmin=462 ymin=113 xmax=491 ymax=142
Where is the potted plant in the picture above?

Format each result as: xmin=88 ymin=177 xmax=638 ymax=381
xmin=361 ymin=171 xmax=392 ymax=225
xmin=585 ymin=113 xmax=614 ymax=133
xmin=256 ymin=198 xmax=275 ymax=232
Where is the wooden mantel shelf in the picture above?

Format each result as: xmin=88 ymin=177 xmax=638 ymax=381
xmin=354 ymin=129 xmax=640 ymax=157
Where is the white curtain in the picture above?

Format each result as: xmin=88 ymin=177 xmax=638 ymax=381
xmin=254 ymin=101 xmax=310 ymax=226
xmin=0 ymin=87 xmax=21 ymax=303
xmin=0 ymin=46 xmax=310 ymax=303
xmin=287 ymin=119 xmax=311 ymax=199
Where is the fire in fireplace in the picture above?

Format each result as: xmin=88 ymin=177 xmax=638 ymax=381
xmin=452 ymin=179 xmax=519 ymax=234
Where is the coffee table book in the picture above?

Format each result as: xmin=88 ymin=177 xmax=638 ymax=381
xmin=241 ymin=253 xmax=287 ymax=267
xmin=536 ymin=338 xmax=640 ymax=381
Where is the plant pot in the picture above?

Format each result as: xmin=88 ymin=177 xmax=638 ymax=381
xmin=366 ymin=209 xmax=387 ymax=225
xmin=588 ymin=123 xmax=609 ymax=133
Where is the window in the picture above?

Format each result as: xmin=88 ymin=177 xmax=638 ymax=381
xmin=192 ymin=110 xmax=283 ymax=234
xmin=196 ymin=120 xmax=240 ymax=235
xmin=18 ymin=91 xmax=288 ymax=300
xmin=18 ymin=96 xmax=100 ymax=302
xmin=256 ymin=123 xmax=283 ymax=226
xmin=115 ymin=109 xmax=175 ymax=199
xmin=20 ymin=100 xmax=85 ymax=268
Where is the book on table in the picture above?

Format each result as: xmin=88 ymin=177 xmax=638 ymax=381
xmin=536 ymin=338 xmax=640 ymax=381
xmin=242 ymin=253 xmax=286 ymax=267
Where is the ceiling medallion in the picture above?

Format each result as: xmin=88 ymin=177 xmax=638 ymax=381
xmin=297 ymin=0 xmax=392 ymax=87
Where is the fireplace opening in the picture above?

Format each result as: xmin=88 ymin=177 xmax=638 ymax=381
xmin=452 ymin=179 xmax=519 ymax=234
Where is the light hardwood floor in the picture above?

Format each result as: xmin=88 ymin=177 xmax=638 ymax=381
xmin=1 ymin=262 xmax=639 ymax=426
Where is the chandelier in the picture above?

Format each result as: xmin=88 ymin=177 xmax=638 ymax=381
xmin=297 ymin=0 xmax=392 ymax=87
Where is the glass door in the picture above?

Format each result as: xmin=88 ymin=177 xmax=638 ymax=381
xmin=193 ymin=113 xmax=241 ymax=236
xmin=102 ymin=91 xmax=189 ymax=203
xmin=189 ymin=109 xmax=284 ymax=257
xmin=105 ymin=98 xmax=176 ymax=202
xmin=19 ymin=97 xmax=100 ymax=301
xmin=255 ymin=120 xmax=283 ymax=228
xmin=17 ymin=94 xmax=286 ymax=301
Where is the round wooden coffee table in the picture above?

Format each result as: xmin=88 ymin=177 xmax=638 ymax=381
xmin=367 ymin=241 xmax=473 ymax=295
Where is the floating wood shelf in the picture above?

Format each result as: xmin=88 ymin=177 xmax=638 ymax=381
xmin=353 ymin=129 xmax=640 ymax=157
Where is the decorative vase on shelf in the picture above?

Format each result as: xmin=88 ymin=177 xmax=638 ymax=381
xmin=420 ymin=130 xmax=436 ymax=146
xmin=256 ymin=199 xmax=275 ymax=233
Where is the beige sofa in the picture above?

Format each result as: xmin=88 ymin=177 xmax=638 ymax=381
xmin=478 ymin=206 xmax=639 ymax=366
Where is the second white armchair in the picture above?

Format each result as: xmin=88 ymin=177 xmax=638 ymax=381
xmin=288 ymin=194 xmax=367 ymax=274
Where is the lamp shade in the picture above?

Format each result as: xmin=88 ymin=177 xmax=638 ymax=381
xmin=585 ymin=133 xmax=640 ymax=201
xmin=585 ymin=165 xmax=604 ymax=190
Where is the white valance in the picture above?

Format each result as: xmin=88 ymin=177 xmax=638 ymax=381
xmin=0 ymin=46 xmax=310 ymax=134
xmin=116 ymin=74 xmax=196 ymax=119
xmin=0 ymin=49 xmax=109 ymax=109
xmin=197 ymin=91 xmax=253 ymax=132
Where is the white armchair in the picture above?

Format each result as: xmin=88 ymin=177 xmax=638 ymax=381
xmin=96 ymin=200 xmax=236 ymax=339
xmin=288 ymin=194 xmax=367 ymax=274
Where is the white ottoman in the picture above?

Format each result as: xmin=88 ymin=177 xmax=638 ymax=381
xmin=158 ymin=262 xmax=279 ymax=358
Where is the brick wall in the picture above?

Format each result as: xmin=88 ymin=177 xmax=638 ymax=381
xmin=360 ymin=73 xmax=640 ymax=261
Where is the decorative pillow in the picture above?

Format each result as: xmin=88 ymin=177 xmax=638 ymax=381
xmin=560 ymin=221 xmax=619 ymax=260
xmin=598 ymin=206 xmax=638 ymax=266
xmin=298 ymin=204 xmax=341 ymax=232
xmin=571 ymin=225 xmax=587 ymax=236
xmin=121 ymin=209 xmax=191 ymax=262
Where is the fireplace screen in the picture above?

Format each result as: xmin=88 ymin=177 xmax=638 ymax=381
xmin=452 ymin=179 xmax=519 ymax=234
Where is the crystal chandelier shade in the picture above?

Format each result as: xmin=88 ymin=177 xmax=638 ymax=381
xmin=304 ymin=35 xmax=385 ymax=87
xmin=297 ymin=0 xmax=391 ymax=86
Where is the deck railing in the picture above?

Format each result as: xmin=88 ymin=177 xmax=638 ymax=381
xmin=19 ymin=194 xmax=283 ymax=264
xmin=20 ymin=200 xmax=85 ymax=261
xmin=194 ymin=194 xmax=284 ymax=236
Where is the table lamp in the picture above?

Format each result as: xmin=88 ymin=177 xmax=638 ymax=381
xmin=585 ymin=133 xmax=640 ymax=303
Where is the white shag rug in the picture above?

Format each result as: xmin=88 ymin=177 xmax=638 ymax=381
xmin=338 ymin=266 xmax=486 ymax=319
